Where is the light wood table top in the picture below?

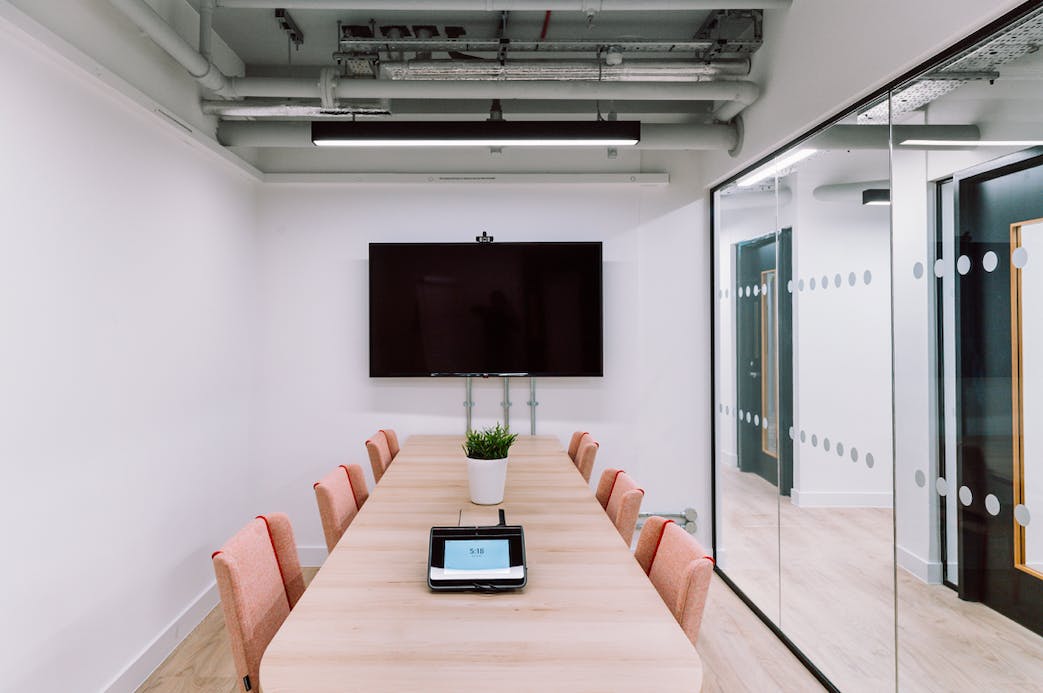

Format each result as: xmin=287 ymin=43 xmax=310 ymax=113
xmin=260 ymin=435 xmax=703 ymax=692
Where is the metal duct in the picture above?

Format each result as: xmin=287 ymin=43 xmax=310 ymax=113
xmin=378 ymin=59 xmax=752 ymax=81
xmin=226 ymin=77 xmax=759 ymax=120
xmin=216 ymin=120 xmax=739 ymax=150
xmin=109 ymin=0 xmax=235 ymax=98
xmin=216 ymin=1 xmax=792 ymax=9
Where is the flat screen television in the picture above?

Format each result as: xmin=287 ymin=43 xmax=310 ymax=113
xmin=369 ymin=242 xmax=603 ymax=377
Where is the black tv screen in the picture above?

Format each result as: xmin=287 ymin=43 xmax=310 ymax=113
xmin=369 ymin=242 xmax=603 ymax=377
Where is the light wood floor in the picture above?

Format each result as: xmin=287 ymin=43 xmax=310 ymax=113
xmin=138 ymin=567 xmax=821 ymax=692
xmin=717 ymin=463 xmax=1043 ymax=692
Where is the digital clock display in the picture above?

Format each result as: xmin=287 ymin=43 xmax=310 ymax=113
xmin=443 ymin=539 xmax=511 ymax=572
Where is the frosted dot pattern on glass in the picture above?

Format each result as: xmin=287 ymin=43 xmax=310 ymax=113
xmin=985 ymin=494 xmax=1000 ymax=516
xmin=1015 ymin=504 xmax=1031 ymax=527
xmin=957 ymin=255 xmax=971 ymax=275
xmin=799 ymin=279 xmax=805 ymax=291
xmin=936 ymin=477 xmax=948 ymax=496
xmin=913 ymin=262 xmax=925 ymax=279
xmin=959 ymin=485 xmax=973 ymax=506
xmin=863 ymin=270 xmax=873 ymax=285
xmin=821 ymin=275 xmax=829 ymax=289
xmin=800 ymin=430 xmax=806 ymax=443
xmin=834 ymin=273 xmax=842 ymax=288
xmin=836 ymin=442 xmax=844 ymax=457
xmin=725 ymin=406 xmax=730 ymax=415
xmin=754 ymin=414 xmax=760 ymax=426
xmin=983 ymin=251 xmax=998 ymax=272
xmin=1013 ymin=246 xmax=1029 ymax=269
xmin=848 ymin=272 xmax=856 ymax=286
xmin=811 ymin=434 xmax=818 ymax=447
xmin=739 ymin=408 xmax=744 ymax=419
xmin=914 ymin=470 xmax=926 ymax=487
xmin=754 ymin=284 xmax=760 ymax=296
xmin=761 ymin=283 xmax=767 ymax=294
xmin=850 ymin=447 xmax=859 ymax=462
xmin=745 ymin=412 xmax=751 ymax=423
xmin=787 ymin=279 xmax=793 ymax=293
xmin=934 ymin=258 xmax=946 ymax=278
xmin=810 ymin=277 xmax=817 ymax=290
xmin=789 ymin=426 xmax=794 ymax=439
xmin=866 ymin=452 xmax=875 ymax=469
xmin=823 ymin=438 xmax=831 ymax=452
xmin=762 ymin=417 xmax=768 ymax=430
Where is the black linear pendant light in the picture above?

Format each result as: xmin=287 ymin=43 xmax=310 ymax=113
xmin=311 ymin=120 xmax=641 ymax=147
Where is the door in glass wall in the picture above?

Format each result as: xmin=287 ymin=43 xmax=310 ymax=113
xmin=735 ymin=233 xmax=792 ymax=493
xmin=954 ymin=149 xmax=1043 ymax=635
xmin=891 ymin=6 xmax=1043 ymax=690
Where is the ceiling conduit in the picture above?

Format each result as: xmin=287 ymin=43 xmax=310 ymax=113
xmin=217 ymin=121 xmax=740 ymax=150
xmin=225 ymin=78 xmax=759 ymax=120
xmin=109 ymin=0 xmax=236 ymax=98
xmin=215 ymin=1 xmax=792 ymax=10
xmin=378 ymin=58 xmax=752 ymax=80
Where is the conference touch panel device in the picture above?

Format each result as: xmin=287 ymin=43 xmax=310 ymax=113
xmin=428 ymin=524 xmax=527 ymax=592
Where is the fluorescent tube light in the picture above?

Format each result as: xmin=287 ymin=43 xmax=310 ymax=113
xmin=311 ymin=121 xmax=640 ymax=147
xmin=900 ymin=139 xmax=1043 ymax=147
xmin=736 ymin=148 xmax=817 ymax=187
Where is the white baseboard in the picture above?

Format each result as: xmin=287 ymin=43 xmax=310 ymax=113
xmin=104 ymin=550 xmax=327 ymax=693
xmin=718 ymin=450 xmax=738 ymax=469
xmin=790 ymin=489 xmax=893 ymax=508
xmin=103 ymin=581 xmax=220 ymax=693
xmin=897 ymin=545 xmax=943 ymax=584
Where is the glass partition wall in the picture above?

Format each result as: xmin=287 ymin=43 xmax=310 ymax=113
xmin=713 ymin=4 xmax=1043 ymax=691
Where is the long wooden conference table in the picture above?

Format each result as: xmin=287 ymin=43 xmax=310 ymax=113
xmin=261 ymin=435 xmax=704 ymax=691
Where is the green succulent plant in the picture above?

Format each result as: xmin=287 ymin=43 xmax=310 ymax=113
xmin=463 ymin=423 xmax=518 ymax=460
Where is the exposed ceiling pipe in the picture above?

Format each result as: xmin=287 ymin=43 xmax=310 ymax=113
xmin=199 ymin=0 xmax=215 ymax=62
xmin=215 ymin=1 xmax=792 ymax=9
xmin=226 ymin=77 xmax=759 ymax=120
xmin=216 ymin=120 xmax=739 ymax=150
xmin=378 ymin=59 xmax=752 ymax=81
xmin=109 ymin=0 xmax=235 ymax=98
xmin=812 ymin=124 xmax=981 ymax=149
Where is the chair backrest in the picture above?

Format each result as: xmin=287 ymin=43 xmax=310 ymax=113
xmin=604 ymin=470 xmax=644 ymax=543
xmin=380 ymin=428 xmax=400 ymax=459
xmin=573 ymin=433 xmax=598 ymax=483
xmin=567 ymin=430 xmax=588 ymax=462
xmin=635 ymin=516 xmax=714 ymax=647
xmin=313 ymin=463 xmax=368 ymax=553
xmin=212 ymin=513 xmax=304 ymax=692
xmin=366 ymin=431 xmax=393 ymax=483
xmin=594 ymin=467 xmax=620 ymax=508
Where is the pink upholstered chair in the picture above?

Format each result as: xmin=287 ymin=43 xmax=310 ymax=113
xmin=595 ymin=467 xmax=620 ymax=508
xmin=567 ymin=430 xmax=588 ymax=462
xmin=366 ymin=431 xmax=393 ymax=483
xmin=212 ymin=513 xmax=305 ymax=692
xmin=380 ymin=428 xmax=400 ymax=459
xmin=313 ymin=463 xmax=369 ymax=553
xmin=635 ymin=516 xmax=714 ymax=647
xmin=573 ymin=433 xmax=598 ymax=483
xmin=602 ymin=470 xmax=645 ymax=543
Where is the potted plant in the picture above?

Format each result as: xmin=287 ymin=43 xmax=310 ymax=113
xmin=463 ymin=423 xmax=518 ymax=505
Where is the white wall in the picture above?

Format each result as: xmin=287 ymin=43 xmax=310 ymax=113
xmin=0 ymin=16 xmax=258 ymax=693
xmin=784 ymin=152 xmax=894 ymax=508
xmin=251 ymin=158 xmax=711 ymax=555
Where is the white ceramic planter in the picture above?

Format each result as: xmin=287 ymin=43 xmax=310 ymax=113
xmin=467 ymin=456 xmax=509 ymax=505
